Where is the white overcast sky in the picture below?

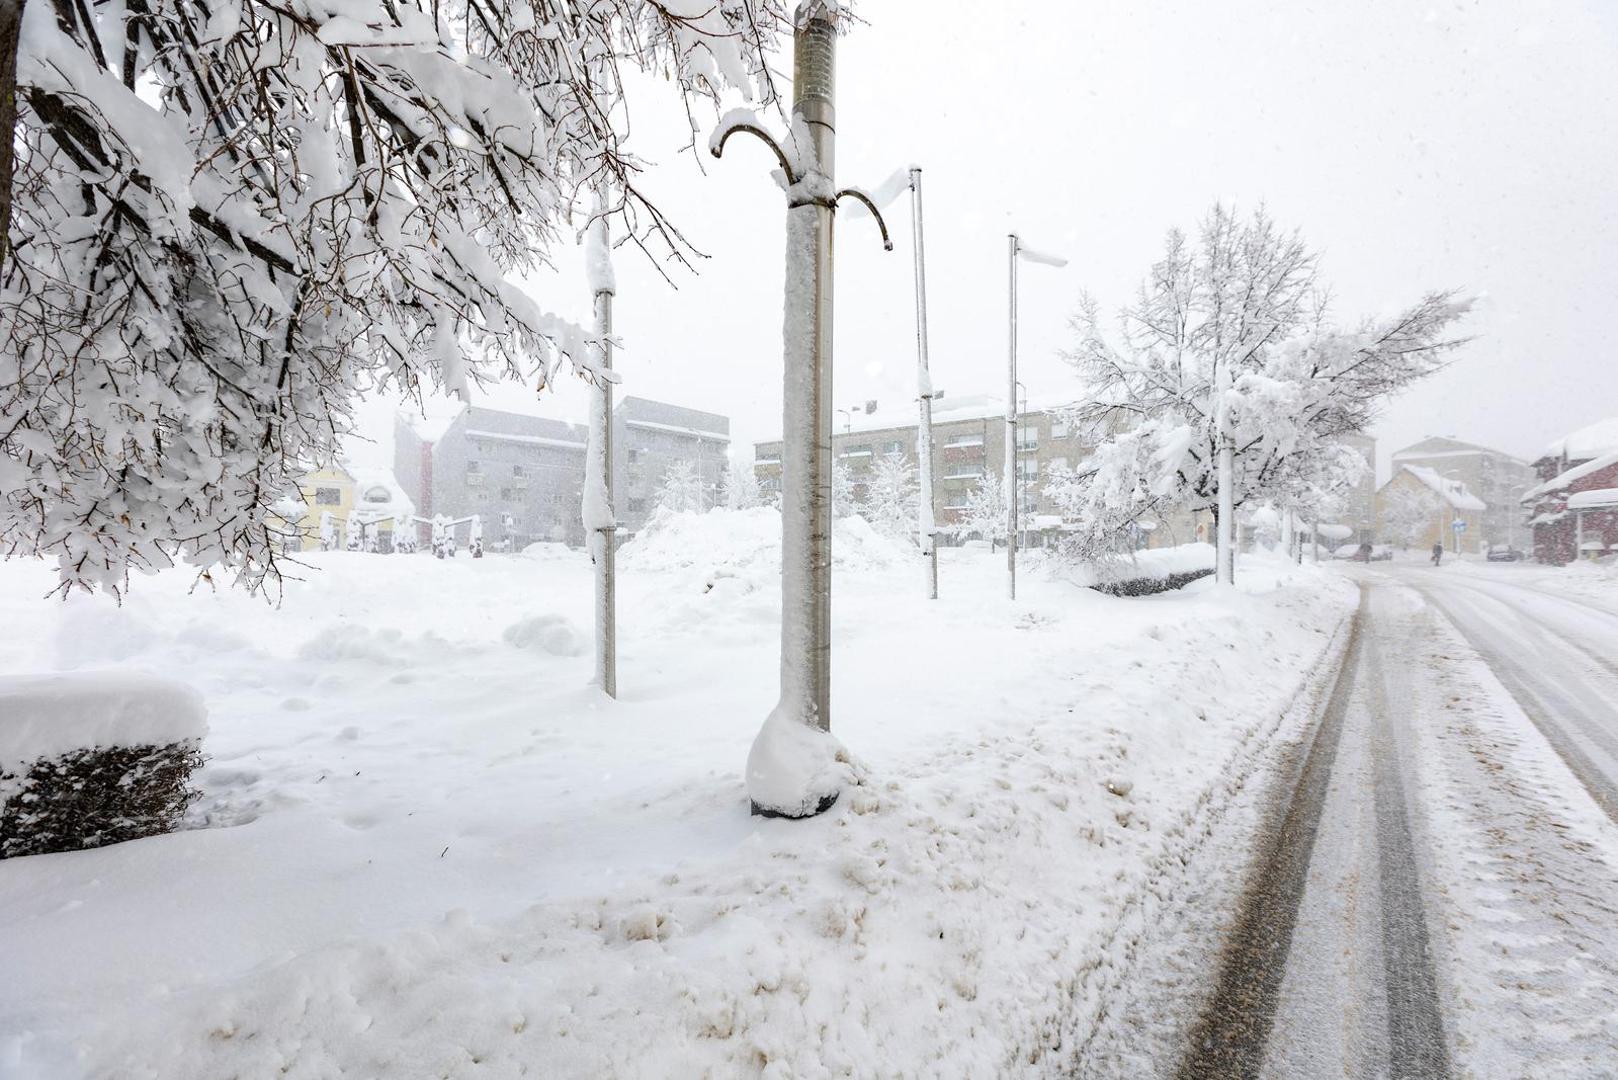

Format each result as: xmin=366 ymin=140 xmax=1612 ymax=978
xmin=355 ymin=0 xmax=1618 ymax=483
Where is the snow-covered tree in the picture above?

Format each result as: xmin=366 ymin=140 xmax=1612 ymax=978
xmin=723 ymin=463 xmax=763 ymax=510
xmin=956 ymin=474 xmax=1007 ymax=544
xmin=656 ymin=461 xmax=705 ymax=515
xmin=1053 ymin=204 xmax=1467 ymax=573
xmin=1 ymin=0 xmax=793 ymax=597
xmin=861 ymin=452 xmax=918 ymax=542
xmin=1383 ymin=483 xmax=1445 ymax=550
xmin=832 ymin=459 xmax=858 ymax=519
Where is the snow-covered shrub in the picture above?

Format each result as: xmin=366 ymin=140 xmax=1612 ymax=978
xmin=0 ymin=674 xmax=207 ymax=859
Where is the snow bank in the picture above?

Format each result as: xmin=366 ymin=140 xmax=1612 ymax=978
xmin=620 ymin=507 xmax=909 ymax=577
xmin=0 ymin=546 xmax=1353 ymax=1077
xmin=0 ymin=673 xmax=206 ymax=766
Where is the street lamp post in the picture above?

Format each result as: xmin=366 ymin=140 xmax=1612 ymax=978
xmin=584 ymin=209 xmax=618 ymax=698
xmin=1004 ymin=234 xmax=1066 ymax=599
xmin=909 ymin=167 xmax=938 ymax=600
xmin=712 ymin=1 xmax=892 ymax=818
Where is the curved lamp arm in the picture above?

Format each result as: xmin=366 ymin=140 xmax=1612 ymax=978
xmin=835 ymin=188 xmax=895 ymax=251
xmin=710 ymin=123 xmax=800 ymax=186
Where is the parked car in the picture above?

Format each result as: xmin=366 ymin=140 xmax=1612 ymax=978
xmin=1486 ymin=544 xmax=1525 ymax=562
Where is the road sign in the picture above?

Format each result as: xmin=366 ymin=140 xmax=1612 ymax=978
xmin=1452 ymin=519 xmax=1467 ymax=532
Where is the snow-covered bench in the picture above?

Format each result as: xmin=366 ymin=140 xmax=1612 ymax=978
xmin=0 ymin=674 xmax=207 ymax=859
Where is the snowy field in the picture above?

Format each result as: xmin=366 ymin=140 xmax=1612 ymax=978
xmin=0 ymin=511 xmax=1355 ymax=1078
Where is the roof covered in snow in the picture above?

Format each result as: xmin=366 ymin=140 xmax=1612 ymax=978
xmin=1391 ymin=436 xmax=1527 ymax=467
xmin=1567 ymin=487 xmax=1618 ymax=510
xmin=348 ymin=467 xmax=416 ymax=520
xmin=758 ymin=390 xmax=1082 ymax=443
xmin=1400 ymin=465 xmax=1487 ymax=511
xmin=1542 ymin=415 xmax=1618 ymax=463
xmin=1523 ymin=449 xmax=1618 ymax=502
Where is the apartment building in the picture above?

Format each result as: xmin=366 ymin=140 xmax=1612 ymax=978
xmin=395 ymin=397 xmax=730 ymax=550
xmin=752 ymin=394 xmax=1086 ymax=544
xmin=612 ymin=397 xmax=730 ymax=532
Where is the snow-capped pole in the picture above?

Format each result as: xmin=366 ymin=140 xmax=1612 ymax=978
xmin=1005 ymin=233 xmax=1068 ymax=600
xmin=582 ymin=199 xmax=619 ymax=699
xmin=711 ymin=1 xmax=891 ymax=819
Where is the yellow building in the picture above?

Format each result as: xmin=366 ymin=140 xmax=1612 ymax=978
xmin=1375 ymin=465 xmax=1486 ymax=554
xmin=278 ymin=465 xmax=416 ymax=553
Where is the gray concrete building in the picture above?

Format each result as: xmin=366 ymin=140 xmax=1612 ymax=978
xmin=395 ymin=397 xmax=730 ymax=549
xmin=752 ymin=394 xmax=1089 ymax=546
xmin=612 ymin=397 xmax=730 ymax=531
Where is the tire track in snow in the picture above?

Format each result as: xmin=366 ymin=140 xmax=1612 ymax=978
xmin=1174 ymin=588 xmax=1367 ymax=1078
xmin=1414 ymin=583 xmax=1618 ymax=825
xmin=1363 ymin=623 xmax=1450 ymax=1079
xmin=1178 ymin=585 xmax=1452 ymax=1079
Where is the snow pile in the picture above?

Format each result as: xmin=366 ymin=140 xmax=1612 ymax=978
xmin=620 ymin=507 xmax=909 ymax=577
xmin=502 ymin=614 xmax=589 ymax=657
xmin=0 ymin=673 xmax=206 ymax=766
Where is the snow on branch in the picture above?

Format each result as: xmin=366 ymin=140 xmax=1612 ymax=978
xmin=1 ymin=0 xmax=795 ymax=598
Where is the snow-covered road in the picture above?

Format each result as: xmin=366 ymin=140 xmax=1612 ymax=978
xmin=1164 ymin=566 xmax=1618 ymax=1079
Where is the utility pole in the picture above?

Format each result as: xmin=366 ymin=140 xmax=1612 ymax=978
xmin=1004 ymin=233 xmax=1066 ymax=600
xmin=1215 ymin=358 xmax=1235 ymax=585
xmin=910 ymin=167 xmax=938 ymax=599
xmin=584 ymin=209 xmax=617 ymax=697
xmin=712 ymin=1 xmax=892 ymax=818
xmin=1006 ymin=235 xmax=1019 ymax=600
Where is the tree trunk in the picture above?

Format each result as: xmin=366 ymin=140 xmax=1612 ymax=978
xmin=0 ymin=0 xmax=25 ymax=276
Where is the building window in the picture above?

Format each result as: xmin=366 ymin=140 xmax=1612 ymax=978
xmin=1048 ymin=457 xmax=1069 ymax=473
xmin=945 ymin=466 xmax=983 ymax=480
xmin=883 ymin=440 xmax=903 ymax=455
xmin=756 ymin=449 xmax=781 ymax=465
xmin=628 ymin=448 xmax=642 ymax=464
xmin=314 ymin=487 xmax=342 ymax=506
xmin=512 ymin=464 xmax=526 ymax=478
xmin=1018 ymin=458 xmax=1038 ymax=480
xmin=840 ymin=445 xmax=873 ymax=459
xmin=467 ymin=460 xmax=481 ymax=473
xmin=499 ymin=487 xmax=513 ymax=500
xmin=945 ymin=434 xmax=984 ymax=448
xmin=1017 ymin=426 xmax=1038 ymax=450
xmin=628 ymin=497 xmax=646 ymax=514
xmin=1051 ymin=421 xmax=1070 ymax=440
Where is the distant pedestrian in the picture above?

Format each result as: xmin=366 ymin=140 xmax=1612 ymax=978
xmin=1431 ymin=542 xmax=1443 ymax=566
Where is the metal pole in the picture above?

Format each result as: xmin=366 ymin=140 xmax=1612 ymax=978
xmin=1006 ymin=233 xmax=1019 ymax=600
xmin=711 ymin=1 xmax=892 ymax=818
xmin=784 ymin=5 xmax=838 ymax=735
xmin=910 ymin=167 xmax=937 ymax=599
xmin=592 ymin=284 xmax=616 ymax=698
xmin=1215 ymin=358 xmax=1235 ymax=585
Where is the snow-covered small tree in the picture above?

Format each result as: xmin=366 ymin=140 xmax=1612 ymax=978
xmin=1058 ymin=204 xmax=1467 ymax=578
xmin=860 ymin=453 xmax=918 ymax=542
xmin=832 ymin=459 xmax=858 ymax=519
xmin=957 ymin=474 xmax=1008 ymax=544
xmin=722 ymin=463 xmax=763 ymax=510
xmin=2 ymin=0 xmax=795 ymax=598
xmin=1383 ymin=483 xmax=1445 ymax=550
xmin=656 ymin=461 xmax=705 ymax=515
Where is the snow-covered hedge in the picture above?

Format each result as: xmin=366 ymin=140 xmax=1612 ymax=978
xmin=1071 ymin=542 xmax=1218 ymax=596
xmin=0 ymin=674 xmax=207 ymax=859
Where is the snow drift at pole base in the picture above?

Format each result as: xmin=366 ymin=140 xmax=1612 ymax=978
xmin=745 ymin=702 xmax=855 ymax=817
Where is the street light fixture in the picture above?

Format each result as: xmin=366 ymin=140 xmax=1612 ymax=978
xmin=711 ymin=2 xmax=894 ymax=819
